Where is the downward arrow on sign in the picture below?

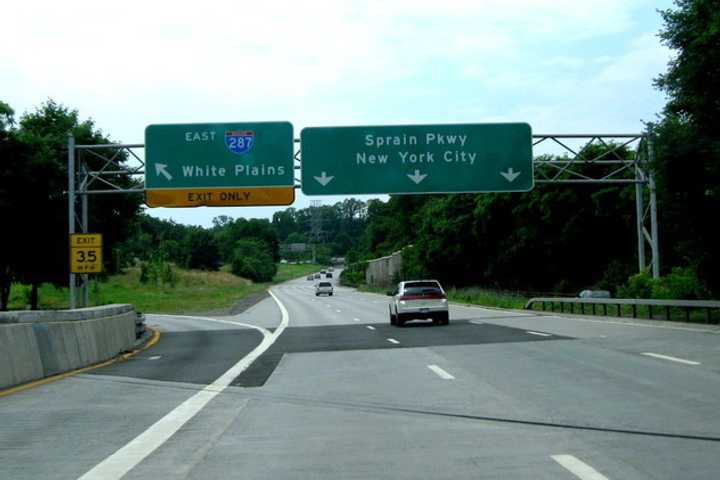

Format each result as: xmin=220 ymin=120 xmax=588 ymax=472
xmin=155 ymin=163 xmax=173 ymax=181
xmin=407 ymin=170 xmax=427 ymax=184
xmin=500 ymin=168 xmax=521 ymax=182
xmin=314 ymin=171 xmax=334 ymax=186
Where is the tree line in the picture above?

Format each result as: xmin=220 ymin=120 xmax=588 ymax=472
xmin=119 ymin=214 xmax=280 ymax=283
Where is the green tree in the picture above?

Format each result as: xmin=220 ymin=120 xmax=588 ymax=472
xmin=0 ymin=100 xmax=142 ymax=309
xmin=181 ymin=228 xmax=221 ymax=270
xmin=230 ymin=238 xmax=277 ymax=282
xmin=650 ymin=0 xmax=720 ymax=294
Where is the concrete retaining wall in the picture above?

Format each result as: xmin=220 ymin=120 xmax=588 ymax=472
xmin=366 ymin=250 xmax=403 ymax=288
xmin=0 ymin=305 xmax=137 ymax=390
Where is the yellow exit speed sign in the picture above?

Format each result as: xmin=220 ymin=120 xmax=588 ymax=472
xmin=70 ymin=233 xmax=103 ymax=273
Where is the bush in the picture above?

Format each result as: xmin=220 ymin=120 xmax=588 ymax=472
xmin=139 ymin=258 xmax=177 ymax=287
xmin=231 ymin=239 xmax=277 ymax=282
xmin=618 ymin=266 xmax=706 ymax=300
xmin=339 ymin=261 xmax=367 ymax=287
xmin=651 ymin=266 xmax=706 ymax=300
xmin=618 ymin=270 xmax=655 ymax=299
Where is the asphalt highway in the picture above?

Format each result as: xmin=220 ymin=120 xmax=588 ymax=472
xmin=2 ymin=275 xmax=720 ymax=479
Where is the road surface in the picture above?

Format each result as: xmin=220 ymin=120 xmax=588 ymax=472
xmin=2 ymin=276 xmax=720 ymax=479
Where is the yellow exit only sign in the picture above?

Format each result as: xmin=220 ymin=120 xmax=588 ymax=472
xmin=70 ymin=233 xmax=103 ymax=274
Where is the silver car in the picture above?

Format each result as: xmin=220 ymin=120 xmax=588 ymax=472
xmin=388 ymin=280 xmax=449 ymax=326
xmin=315 ymin=281 xmax=334 ymax=296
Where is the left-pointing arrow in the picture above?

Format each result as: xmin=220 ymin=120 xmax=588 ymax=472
xmin=155 ymin=163 xmax=172 ymax=181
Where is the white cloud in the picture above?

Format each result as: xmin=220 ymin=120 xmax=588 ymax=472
xmin=0 ymin=0 xmax=673 ymax=225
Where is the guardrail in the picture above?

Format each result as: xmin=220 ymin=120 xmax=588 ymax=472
xmin=524 ymin=297 xmax=720 ymax=324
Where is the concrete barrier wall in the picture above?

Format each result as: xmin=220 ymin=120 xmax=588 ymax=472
xmin=0 ymin=305 xmax=137 ymax=390
xmin=0 ymin=324 xmax=44 ymax=390
xmin=366 ymin=250 xmax=403 ymax=288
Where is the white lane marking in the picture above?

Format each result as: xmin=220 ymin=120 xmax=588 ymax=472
xmin=336 ymin=309 xmax=342 ymax=313
xmin=641 ymin=352 xmax=700 ymax=365
xmin=366 ymin=326 xmax=376 ymax=331
xmin=78 ymin=291 xmax=290 ymax=480
xmin=526 ymin=331 xmax=552 ymax=337
xmin=551 ymin=454 xmax=609 ymax=480
xmin=147 ymin=356 xmax=161 ymax=361
xmin=387 ymin=338 xmax=400 ymax=344
xmin=469 ymin=320 xmax=484 ymax=325
xmin=353 ymin=318 xmax=360 ymax=322
xmin=427 ymin=364 xmax=455 ymax=380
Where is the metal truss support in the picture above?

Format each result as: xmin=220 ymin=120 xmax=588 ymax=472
xmin=67 ymin=131 xmax=661 ymax=308
xmin=531 ymin=133 xmax=659 ymax=279
xmin=67 ymin=136 xmax=145 ymax=308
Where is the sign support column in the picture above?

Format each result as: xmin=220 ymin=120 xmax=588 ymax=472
xmin=81 ymin=159 xmax=89 ymax=307
xmin=67 ymin=135 xmax=76 ymax=310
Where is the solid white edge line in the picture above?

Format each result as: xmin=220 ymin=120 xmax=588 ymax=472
xmin=427 ymin=364 xmax=455 ymax=380
xmin=366 ymin=325 xmax=376 ymax=330
xmin=641 ymin=352 xmax=700 ymax=365
xmin=387 ymin=338 xmax=400 ymax=344
xmin=551 ymin=454 xmax=609 ymax=480
xmin=77 ymin=291 xmax=290 ymax=480
xmin=526 ymin=330 xmax=552 ymax=337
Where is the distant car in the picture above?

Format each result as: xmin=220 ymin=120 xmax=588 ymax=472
xmin=578 ymin=289 xmax=611 ymax=299
xmin=388 ymin=280 xmax=449 ymax=327
xmin=328 ymin=267 xmax=334 ymax=272
xmin=315 ymin=281 xmax=334 ymax=296
xmin=306 ymin=275 xmax=314 ymax=281
xmin=320 ymin=270 xmax=327 ymax=274
xmin=314 ymin=273 xmax=321 ymax=280
xmin=325 ymin=272 xmax=333 ymax=278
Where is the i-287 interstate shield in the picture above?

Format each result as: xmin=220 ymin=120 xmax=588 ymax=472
xmin=300 ymin=122 xmax=533 ymax=195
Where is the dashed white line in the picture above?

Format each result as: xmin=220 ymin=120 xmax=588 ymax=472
xmin=469 ymin=320 xmax=484 ymax=325
xmin=387 ymin=338 xmax=400 ymax=344
xmin=366 ymin=326 xmax=376 ymax=331
xmin=427 ymin=364 xmax=455 ymax=380
xmin=147 ymin=355 xmax=162 ymax=361
xmin=551 ymin=454 xmax=609 ymax=480
xmin=353 ymin=318 xmax=360 ymax=322
xmin=642 ymin=352 xmax=700 ymax=365
xmin=526 ymin=331 xmax=552 ymax=337
xmin=336 ymin=309 xmax=342 ymax=313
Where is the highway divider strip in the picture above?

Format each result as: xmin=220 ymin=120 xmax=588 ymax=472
xmin=0 ymin=327 xmax=160 ymax=399
xmin=77 ymin=289 xmax=289 ymax=480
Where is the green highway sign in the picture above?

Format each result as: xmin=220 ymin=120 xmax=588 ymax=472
xmin=300 ymin=123 xmax=533 ymax=195
xmin=145 ymin=122 xmax=294 ymax=206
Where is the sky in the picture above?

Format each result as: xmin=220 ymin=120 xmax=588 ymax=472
xmin=1 ymin=0 xmax=675 ymax=227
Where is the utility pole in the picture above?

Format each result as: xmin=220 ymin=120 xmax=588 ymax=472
xmin=310 ymin=200 xmax=322 ymax=264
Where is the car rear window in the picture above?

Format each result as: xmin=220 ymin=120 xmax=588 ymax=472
xmin=403 ymin=281 xmax=442 ymax=295
xmin=318 ymin=282 xmax=332 ymax=287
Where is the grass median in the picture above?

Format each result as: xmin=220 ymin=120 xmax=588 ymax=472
xmin=8 ymin=263 xmax=322 ymax=314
